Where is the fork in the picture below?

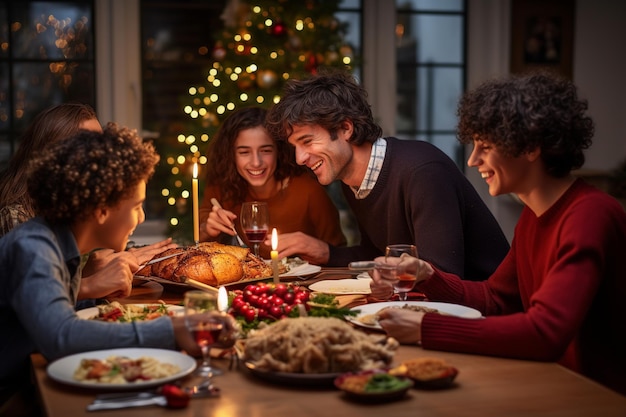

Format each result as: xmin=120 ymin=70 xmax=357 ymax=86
xmin=210 ymin=198 xmax=246 ymax=247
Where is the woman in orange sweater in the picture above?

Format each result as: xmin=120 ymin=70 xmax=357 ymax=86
xmin=199 ymin=107 xmax=346 ymax=260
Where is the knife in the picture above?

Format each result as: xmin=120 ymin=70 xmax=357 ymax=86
xmin=348 ymin=261 xmax=381 ymax=271
xmin=137 ymin=251 xmax=185 ymax=271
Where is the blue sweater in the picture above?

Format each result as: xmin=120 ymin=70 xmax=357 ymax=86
xmin=0 ymin=217 xmax=175 ymax=385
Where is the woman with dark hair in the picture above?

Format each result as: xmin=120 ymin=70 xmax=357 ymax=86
xmin=199 ymin=106 xmax=345 ymax=259
xmin=0 ymin=103 xmax=101 ymax=234
xmin=0 ymin=103 xmax=176 ymax=301
xmin=370 ymin=72 xmax=626 ymax=395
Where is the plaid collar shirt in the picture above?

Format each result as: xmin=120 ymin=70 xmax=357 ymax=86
xmin=351 ymin=137 xmax=386 ymax=199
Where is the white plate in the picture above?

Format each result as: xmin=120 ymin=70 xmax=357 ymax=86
xmin=346 ymin=301 xmax=482 ymax=330
xmin=47 ymin=348 xmax=196 ymax=389
xmin=280 ymin=263 xmax=321 ymax=277
xmin=309 ymin=278 xmax=372 ymax=295
xmin=76 ymin=304 xmax=184 ymax=321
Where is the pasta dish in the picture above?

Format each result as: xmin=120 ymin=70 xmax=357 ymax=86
xmin=73 ymin=355 xmax=181 ymax=384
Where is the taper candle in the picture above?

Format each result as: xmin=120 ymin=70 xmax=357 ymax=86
xmin=192 ymin=162 xmax=199 ymax=245
xmin=218 ymin=286 xmax=228 ymax=312
xmin=271 ymin=228 xmax=280 ymax=284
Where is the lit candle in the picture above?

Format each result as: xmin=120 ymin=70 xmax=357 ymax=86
xmin=218 ymin=286 xmax=228 ymax=312
xmin=192 ymin=162 xmax=199 ymax=245
xmin=271 ymin=228 xmax=280 ymax=284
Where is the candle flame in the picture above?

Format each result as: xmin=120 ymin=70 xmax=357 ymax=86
xmin=193 ymin=162 xmax=198 ymax=179
xmin=218 ymin=286 xmax=228 ymax=312
xmin=271 ymin=228 xmax=278 ymax=250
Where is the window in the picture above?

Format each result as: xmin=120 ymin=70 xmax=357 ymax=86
xmin=0 ymin=0 xmax=95 ymax=169
xmin=395 ymin=0 xmax=466 ymax=166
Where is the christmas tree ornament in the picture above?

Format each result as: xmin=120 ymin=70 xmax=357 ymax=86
xmin=272 ymin=21 xmax=287 ymax=36
xmin=288 ymin=35 xmax=302 ymax=51
xmin=256 ymin=69 xmax=278 ymax=89
xmin=212 ymin=44 xmax=227 ymax=61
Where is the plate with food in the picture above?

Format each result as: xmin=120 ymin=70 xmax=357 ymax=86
xmin=334 ymin=370 xmax=413 ymax=402
xmin=389 ymin=357 xmax=459 ymax=389
xmin=76 ymin=302 xmax=183 ymax=322
xmin=279 ymin=259 xmax=321 ymax=277
xmin=47 ymin=348 xmax=196 ymax=389
xmin=346 ymin=301 xmax=482 ymax=330
xmin=241 ymin=317 xmax=399 ymax=386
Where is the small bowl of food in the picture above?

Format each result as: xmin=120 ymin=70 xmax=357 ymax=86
xmin=389 ymin=357 xmax=458 ymax=389
xmin=334 ymin=370 xmax=413 ymax=402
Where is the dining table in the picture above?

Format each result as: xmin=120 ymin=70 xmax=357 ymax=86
xmin=31 ymin=269 xmax=626 ymax=417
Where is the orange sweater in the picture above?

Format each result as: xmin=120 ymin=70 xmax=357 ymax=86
xmin=199 ymin=174 xmax=346 ymax=259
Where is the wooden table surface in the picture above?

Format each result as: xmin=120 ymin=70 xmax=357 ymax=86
xmin=32 ymin=275 xmax=626 ymax=417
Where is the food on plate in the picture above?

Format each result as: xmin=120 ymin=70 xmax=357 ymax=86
xmin=73 ymin=355 xmax=180 ymax=384
xmin=87 ymin=301 xmax=174 ymax=322
xmin=335 ymin=371 xmax=412 ymax=394
xmin=228 ymin=283 xmax=358 ymax=335
xmin=389 ymin=357 xmax=458 ymax=383
xmin=357 ymin=303 xmax=442 ymax=326
xmin=243 ymin=317 xmax=399 ymax=373
xmin=136 ymin=242 xmax=283 ymax=286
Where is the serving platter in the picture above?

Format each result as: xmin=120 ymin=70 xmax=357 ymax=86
xmin=243 ymin=361 xmax=341 ymax=388
xmin=47 ymin=348 xmax=196 ymax=390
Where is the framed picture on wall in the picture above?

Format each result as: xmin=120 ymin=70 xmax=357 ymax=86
xmin=510 ymin=0 xmax=575 ymax=78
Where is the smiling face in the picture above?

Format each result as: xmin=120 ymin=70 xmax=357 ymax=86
xmin=467 ymin=139 xmax=535 ymax=197
xmin=287 ymin=124 xmax=354 ymax=186
xmin=234 ymin=126 xmax=278 ymax=196
xmin=95 ymin=180 xmax=147 ymax=252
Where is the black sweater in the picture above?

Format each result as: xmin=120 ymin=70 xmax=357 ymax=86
xmin=328 ymin=137 xmax=509 ymax=281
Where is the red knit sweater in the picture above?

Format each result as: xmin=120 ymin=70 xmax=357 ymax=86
xmin=418 ymin=180 xmax=626 ymax=395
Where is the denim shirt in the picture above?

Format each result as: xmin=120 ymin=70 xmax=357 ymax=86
xmin=0 ymin=217 xmax=176 ymax=383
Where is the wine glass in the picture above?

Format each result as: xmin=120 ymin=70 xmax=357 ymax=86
xmin=184 ymin=291 xmax=224 ymax=378
xmin=240 ymin=201 xmax=269 ymax=257
xmin=384 ymin=244 xmax=419 ymax=301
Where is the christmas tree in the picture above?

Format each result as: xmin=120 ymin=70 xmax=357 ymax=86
xmin=162 ymin=0 xmax=356 ymax=244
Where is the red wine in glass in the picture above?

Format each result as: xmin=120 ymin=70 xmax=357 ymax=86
xmin=191 ymin=321 xmax=224 ymax=347
xmin=244 ymin=229 xmax=268 ymax=243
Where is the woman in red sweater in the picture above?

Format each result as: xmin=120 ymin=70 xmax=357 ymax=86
xmin=371 ymin=72 xmax=626 ymax=395
xmin=199 ymin=107 xmax=346 ymax=259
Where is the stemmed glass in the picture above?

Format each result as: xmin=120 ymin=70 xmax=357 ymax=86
xmin=184 ymin=291 xmax=224 ymax=379
xmin=240 ymin=201 xmax=269 ymax=257
xmin=381 ymin=244 xmax=419 ymax=301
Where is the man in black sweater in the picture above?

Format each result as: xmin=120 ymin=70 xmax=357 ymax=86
xmin=265 ymin=70 xmax=509 ymax=281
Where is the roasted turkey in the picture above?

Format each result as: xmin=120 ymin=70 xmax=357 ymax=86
xmin=136 ymin=242 xmax=275 ymax=286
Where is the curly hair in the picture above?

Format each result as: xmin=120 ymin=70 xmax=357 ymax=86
xmin=457 ymin=72 xmax=594 ymax=177
xmin=204 ymin=106 xmax=304 ymax=206
xmin=265 ymin=69 xmax=382 ymax=145
xmin=0 ymin=103 xmax=98 ymax=214
xmin=27 ymin=123 xmax=159 ymax=225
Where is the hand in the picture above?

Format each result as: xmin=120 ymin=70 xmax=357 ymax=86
xmin=171 ymin=315 xmax=202 ymax=357
xmin=265 ymin=231 xmax=330 ymax=265
xmin=127 ymin=238 xmax=178 ymax=264
xmin=377 ymin=308 xmax=424 ymax=345
xmin=78 ymin=251 xmax=138 ymax=300
xmin=205 ymin=205 xmax=238 ymax=239
xmin=171 ymin=312 xmax=240 ymax=356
